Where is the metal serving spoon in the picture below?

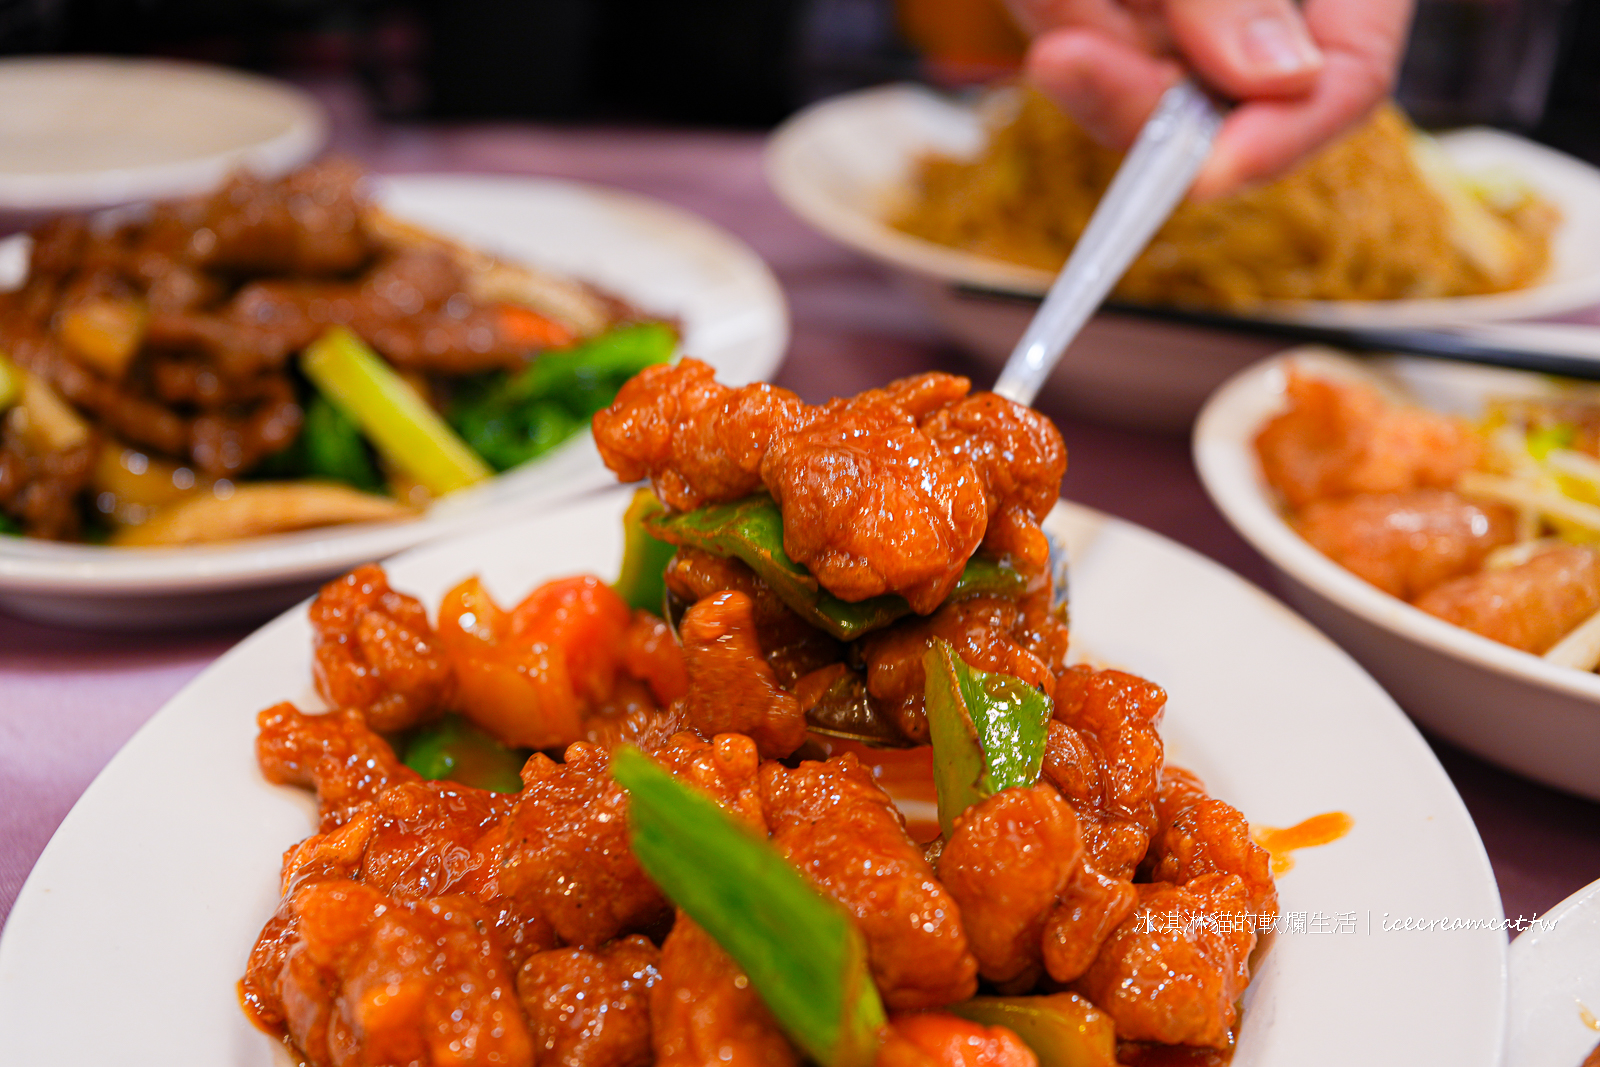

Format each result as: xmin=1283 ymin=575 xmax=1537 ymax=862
xmin=992 ymin=79 xmax=1225 ymax=406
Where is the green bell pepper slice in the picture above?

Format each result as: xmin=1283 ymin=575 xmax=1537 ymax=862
xmin=611 ymin=746 xmax=886 ymax=1067
xmin=924 ymin=637 xmax=1051 ymax=838
xmin=614 ymin=487 xmax=678 ymax=614
xmin=646 ymin=494 xmax=1027 ymax=641
xmin=947 ymin=994 xmax=1118 ymax=1067
xmin=402 ymin=713 xmax=528 ymax=793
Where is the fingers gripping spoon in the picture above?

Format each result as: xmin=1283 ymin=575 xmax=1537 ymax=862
xmin=991 ymin=79 xmax=1225 ymax=406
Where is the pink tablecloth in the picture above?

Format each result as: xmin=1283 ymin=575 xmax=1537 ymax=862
xmin=3 ymin=79 xmax=1599 ymax=930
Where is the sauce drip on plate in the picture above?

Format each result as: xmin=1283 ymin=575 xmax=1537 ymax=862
xmin=1251 ymin=812 xmax=1353 ymax=874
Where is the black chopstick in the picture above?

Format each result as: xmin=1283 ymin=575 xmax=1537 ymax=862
xmin=951 ymin=283 xmax=1600 ymax=382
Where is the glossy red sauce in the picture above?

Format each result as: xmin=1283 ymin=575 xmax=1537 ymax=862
xmin=1251 ymin=812 xmax=1353 ymax=875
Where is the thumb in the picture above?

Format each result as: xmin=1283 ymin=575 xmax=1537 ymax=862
xmin=1164 ymin=0 xmax=1324 ymax=100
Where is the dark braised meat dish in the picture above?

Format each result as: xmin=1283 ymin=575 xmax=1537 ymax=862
xmin=0 ymin=160 xmax=666 ymax=543
xmin=242 ymin=369 xmax=1277 ymax=1066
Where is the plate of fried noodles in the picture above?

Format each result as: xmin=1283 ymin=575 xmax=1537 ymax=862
xmin=766 ymin=83 xmax=1600 ymax=428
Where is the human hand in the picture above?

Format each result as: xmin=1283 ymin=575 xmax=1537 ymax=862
xmin=1006 ymin=0 xmax=1414 ymax=198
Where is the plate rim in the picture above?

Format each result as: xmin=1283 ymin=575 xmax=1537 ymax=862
xmin=765 ymin=81 xmax=1600 ymax=329
xmin=0 ymin=173 xmax=789 ymax=595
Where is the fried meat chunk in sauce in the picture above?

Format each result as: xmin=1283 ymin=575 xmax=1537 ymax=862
xmin=651 ymin=731 xmax=767 ymax=830
xmin=665 ymin=546 xmax=843 ymax=685
xmin=1414 ymin=543 xmax=1600 ymax=653
xmin=517 ymin=935 xmax=659 ymax=1067
xmin=593 ymin=359 xmax=1066 ymax=613
xmin=759 ymin=385 xmax=988 ymax=612
xmin=678 ymin=591 xmax=808 ymax=759
xmin=256 ymin=702 xmax=419 ymax=832
xmin=860 ymin=590 xmax=1070 ymax=743
xmin=937 ymin=784 xmax=1083 ymax=988
xmin=1042 ymin=666 xmax=1167 ymax=880
xmin=880 ymin=1013 xmax=1039 ymax=1067
xmin=1076 ymin=874 xmax=1256 ymax=1049
xmin=651 ymin=914 xmax=800 ymax=1067
xmin=1255 ymin=367 xmax=1481 ymax=510
xmin=1076 ymin=768 xmax=1275 ymax=1049
xmin=1148 ymin=767 xmax=1278 ymax=914
xmin=241 ymin=881 xmax=533 ymax=1067
xmin=591 ymin=358 xmax=802 ymax=510
xmin=761 ymin=754 xmax=978 ymax=1010
xmin=310 ymin=564 xmax=452 ymax=732
xmin=497 ymin=743 xmax=668 ymax=948
xmin=1294 ymin=489 xmax=1517 ymax=599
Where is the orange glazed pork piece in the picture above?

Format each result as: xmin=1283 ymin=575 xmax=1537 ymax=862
xmin=1295 ymin=489 xmax=1517 ymax=599
xmin=1042 ymin=666 xmax=1168 ymax=880
xmin=937 ymin=784 xmax=1083 ymax=988
xmin=761 ymin=754 xmax=978 ymax=1010
xmin=497 ymin=743 xmax=669 ymax=948
xmin=1149 ymin=767 xmax=1279 ymax=922
xmin=651 ymin=914 xmax=801 ymax=1067
xmin=241 ymin=881 xmax=532 ymax=1067
xmin=516 ymin=936 xmax=660 ymax=1067
xmin=1076 ymin=874 xmax=1258 ymax=1050
xmin=881 ymin=1012 xmax=1039 ymax=1067
xmin=1414 ymin=544 xmax=1600 ymax=653
xmin=256 ymin=702 xmax=420 ymax=832
xmin=309 ymin=564 xmax=452 ymax=732
xmin=678 ymin=591 xmax=808 ymax=759
xmin=1255 ymin=368 xmax=1481 ymax=510
xmin=593 ymin=360 xmax=1066 ymax=614
xmin=757 ymin=384 xmax=988 ymax=612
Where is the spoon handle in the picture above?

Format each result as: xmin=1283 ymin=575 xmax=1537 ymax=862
xmin=992 ymin=79 xmax=1224 ymax=405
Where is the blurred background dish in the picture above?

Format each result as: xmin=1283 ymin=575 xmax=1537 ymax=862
xmin=1195 ymin=346 xmax=1600 ymax=800
xmin=1506 ymin=876 xmax=1600 ymax=1067
xmin=0 ymin=56 xmax=326 ymax=219
xmin=766 ymin=84 xmax=1600 ymax=430
xmin=0 ymin=174 xmax=788 ymax=629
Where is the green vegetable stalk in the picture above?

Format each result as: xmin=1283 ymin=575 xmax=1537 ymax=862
xmin=402 ymin=713 xmax=528 ymax=793
xmin=301 ymin=326 xmax=492 ymax=495
xmin=614 ymin=487 xmax=678 ymax=613
xmin=924 ymin=637 xmax=1051 ymax=837
xmin=947 ymin=995 xmax=1117 ymax=1067
xmin=0 ymin=351 xmax=20 ymax=412
xmin=611 ymin=746 xmax=886 ymax=1067
xmin=450 ymin=322 xmax=677 ymax=471
xmin=647 ymin=494 xmax=1028 ymax=641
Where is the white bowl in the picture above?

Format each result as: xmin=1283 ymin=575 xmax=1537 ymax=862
xmin=1508 ymin=876 xmax=1600 ymax=1067
xmin=1194 ymin=346 xmax=1600 ymax=800
xmin=0 ymin=175 xmax=788 ymax=629
xmin=766 ymin=83 xmax=1600 ymax=430
xmin=0 ymin=56 xmax=326 ymax=216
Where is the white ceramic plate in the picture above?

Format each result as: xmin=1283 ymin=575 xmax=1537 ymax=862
xmin=0 ymin=490 xmax=1506 ymax=1066
xmin=0 ymin=174 xmax=788 ymax=628
xmin=0 ymin=56 xmax=327 ymax=213
xmin=1508 ymin=877 xmax=1600 ymax=1067
xmin=1194 ymin=346 xmax=1600 ymax=800
xmin=765 ymin=83 xmax=1600 ymax=429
